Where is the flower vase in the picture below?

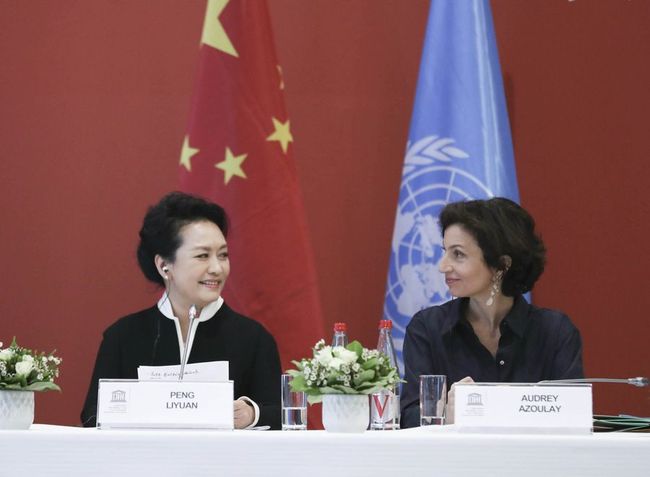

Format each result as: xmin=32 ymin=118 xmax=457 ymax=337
xmin=322 ymin=394 xmax=369 ymax=433
xmin=0 ymin=390 xmax=35 ymax=430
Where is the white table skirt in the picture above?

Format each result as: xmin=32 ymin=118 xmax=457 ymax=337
xmin=1 ymin=424 xmax=648 ymax=476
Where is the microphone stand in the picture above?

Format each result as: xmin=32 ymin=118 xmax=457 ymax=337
xmin=178 ymin=305 xmax=197 ymax=382
xmin=538 ymin=377 xmax=648 ymax=387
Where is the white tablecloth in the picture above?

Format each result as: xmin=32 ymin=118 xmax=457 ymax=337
xmin=1 ymin=424 xmax=648 ymax=476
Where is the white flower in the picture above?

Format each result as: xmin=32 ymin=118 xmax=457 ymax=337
xmin=314 ymin=346 xmax=333 ymax=366
xmin=333 ymin=347 xmax=357 ymax=364
xmin=328 ymin=357 xmax=344 ymax=371
xmin=15 ymin=360 xmax=34 ymax=376
xmin=0 ymin=349 xmax=13 ymax=361
xmin=23 ymin=355 xmax=34 ymax=362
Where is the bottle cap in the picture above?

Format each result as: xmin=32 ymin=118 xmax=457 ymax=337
xmin=379 ymin=319 xmax=392 ymax=329
xmin=334 ymin=322 xmax=347 ymax=332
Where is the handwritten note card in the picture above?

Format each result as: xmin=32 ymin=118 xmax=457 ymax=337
xmin=137 ymin=361 xmax=229 ymax=382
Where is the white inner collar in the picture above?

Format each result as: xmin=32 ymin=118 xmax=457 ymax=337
xmin=156 ymin=293 xmax=224 ymax=361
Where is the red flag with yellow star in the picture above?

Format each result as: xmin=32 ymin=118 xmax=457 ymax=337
xmin=179 ymin=0 xmax=325 ymax=370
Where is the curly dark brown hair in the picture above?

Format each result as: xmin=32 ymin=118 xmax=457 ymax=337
xmin=439 ymin=197 xmax=546 ymax=296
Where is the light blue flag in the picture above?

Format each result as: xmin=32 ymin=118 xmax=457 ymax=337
xmin=384 ymin=0 xmax=521 ymax=373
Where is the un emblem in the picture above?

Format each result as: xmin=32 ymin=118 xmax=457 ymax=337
xmin=384 ymin=135 xmax=494 ymax=359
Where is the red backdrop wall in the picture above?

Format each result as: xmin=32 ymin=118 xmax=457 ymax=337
xmin=0 ymin=0 xmax=648 ymax=425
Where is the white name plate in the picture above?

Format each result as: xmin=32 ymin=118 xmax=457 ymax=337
xmin=454 ymin=383 xmax=592 ymax=434
xmin=97 ymin=379 xmax=234 ymax=430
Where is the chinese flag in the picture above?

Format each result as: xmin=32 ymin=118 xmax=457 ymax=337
xmin=179 ymin=0 xmax=325 ymax=373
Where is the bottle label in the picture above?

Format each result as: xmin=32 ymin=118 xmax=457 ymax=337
xmin=370 ymin=389 xmax=400 ymax=430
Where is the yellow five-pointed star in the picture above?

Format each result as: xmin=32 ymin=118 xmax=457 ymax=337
xmin=215 ymin=147 xmax=247 ymax=184
xmin=201 ymin=0 xmax=238 ymax=57
xmin=266 ymin=117 xmax=293 ymax=154
xmin=179 ymin=135 xmax=199 ymax=171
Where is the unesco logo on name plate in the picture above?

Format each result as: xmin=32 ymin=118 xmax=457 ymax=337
xmin=111 ymin=390 xmax=127 ymax=403
xmin=107 ymin=388 xmax=129 ymax=414
xmin=385 ymin=136 xmax=494 ymax=348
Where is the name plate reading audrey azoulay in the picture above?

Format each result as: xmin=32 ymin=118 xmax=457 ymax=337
xmin=97 ymin=379 xmax=234 ymax=429
xmin=454 ymin=383 xmax=592 ymax=434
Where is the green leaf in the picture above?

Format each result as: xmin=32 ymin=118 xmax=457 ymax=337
xmin=356 ymin=381 xmax=380 ymax=390
xmin=358 ymin=384 xmax=384 ymax=395
xmin=303 ymin=388 xmax=321 ymax=397
xmin=353 ymin=369 xmax=375 ymax=387
xmin=24 ymin=382 xmax=61 ymax=392
xmin=289 ymin=374 xmax=308 ymax=392
xmin=3 ymin=375 xmax=22 ymax=385
xmin=361 ymin=357 xmax=378 ymax=370
xmin=325 ymin=371 xmax=340 ymax=383
xmin=346 ymin=340 xmax=363 ymax=358
xmin=329 ymin=384 xmax=356 ymax=394
xmin=307 ymin=394 xmax=323 ymax=404
xmin=318 ymin=386 xmax=344 ymax=394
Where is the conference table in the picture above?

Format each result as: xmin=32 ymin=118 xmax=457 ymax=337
xmin=2 ymin=424 xmax=648 ymax=476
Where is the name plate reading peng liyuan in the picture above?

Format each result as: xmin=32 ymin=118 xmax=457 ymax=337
xmin=97 ymin=379 xmax=234 ymax=429
xmin=454 ymin=383 xmax=592 ymax=434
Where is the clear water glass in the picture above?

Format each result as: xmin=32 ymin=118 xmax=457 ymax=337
xmin=281 ymin=374 xmax=307 ymax=430
xmin=420 ymin=375 xmax=447 ymax=426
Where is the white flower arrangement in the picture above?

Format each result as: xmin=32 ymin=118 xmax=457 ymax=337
xmin=0 ymin=338 xmax=61 ymax=392
xmin=288 ymin=339 xmax=401 ymax=404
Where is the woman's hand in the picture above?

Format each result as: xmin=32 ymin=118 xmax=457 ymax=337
xmin=233 ymin=398 xmax=255 ymax=429
xmin=446 ymin=376 xmax=474 ymax=424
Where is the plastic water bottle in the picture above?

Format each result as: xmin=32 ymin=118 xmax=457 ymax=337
xmin=370 ymin=319 xmax=400 ymax=430
xmin=332 ymin=322 xmax=348 ymax=347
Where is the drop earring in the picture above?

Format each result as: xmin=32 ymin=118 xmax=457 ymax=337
xmin=486 ymin=271 xmax=503 ymax=307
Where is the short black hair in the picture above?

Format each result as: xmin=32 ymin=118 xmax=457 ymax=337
xmin=136 ymin=192 xmax=229 ymax=286
xmin=439 ymin=197 xmax=546 ymax=296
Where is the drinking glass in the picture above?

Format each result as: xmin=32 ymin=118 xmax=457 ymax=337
xmin=419 ymin=375 xmax=447 ymax=426
xmin=281 ymin=374 xmax=307 ymax=430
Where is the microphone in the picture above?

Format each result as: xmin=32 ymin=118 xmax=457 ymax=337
xmin=178 ymin=304 xmax=197 ymax=381
xmin=538 ymin=377 xmax=648 ymax=387
xmin=150 ymin=313 xmax=161 ymax=365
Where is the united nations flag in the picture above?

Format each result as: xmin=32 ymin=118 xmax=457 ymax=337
xmin=384 ymin=0 xmax=521 ymax=373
